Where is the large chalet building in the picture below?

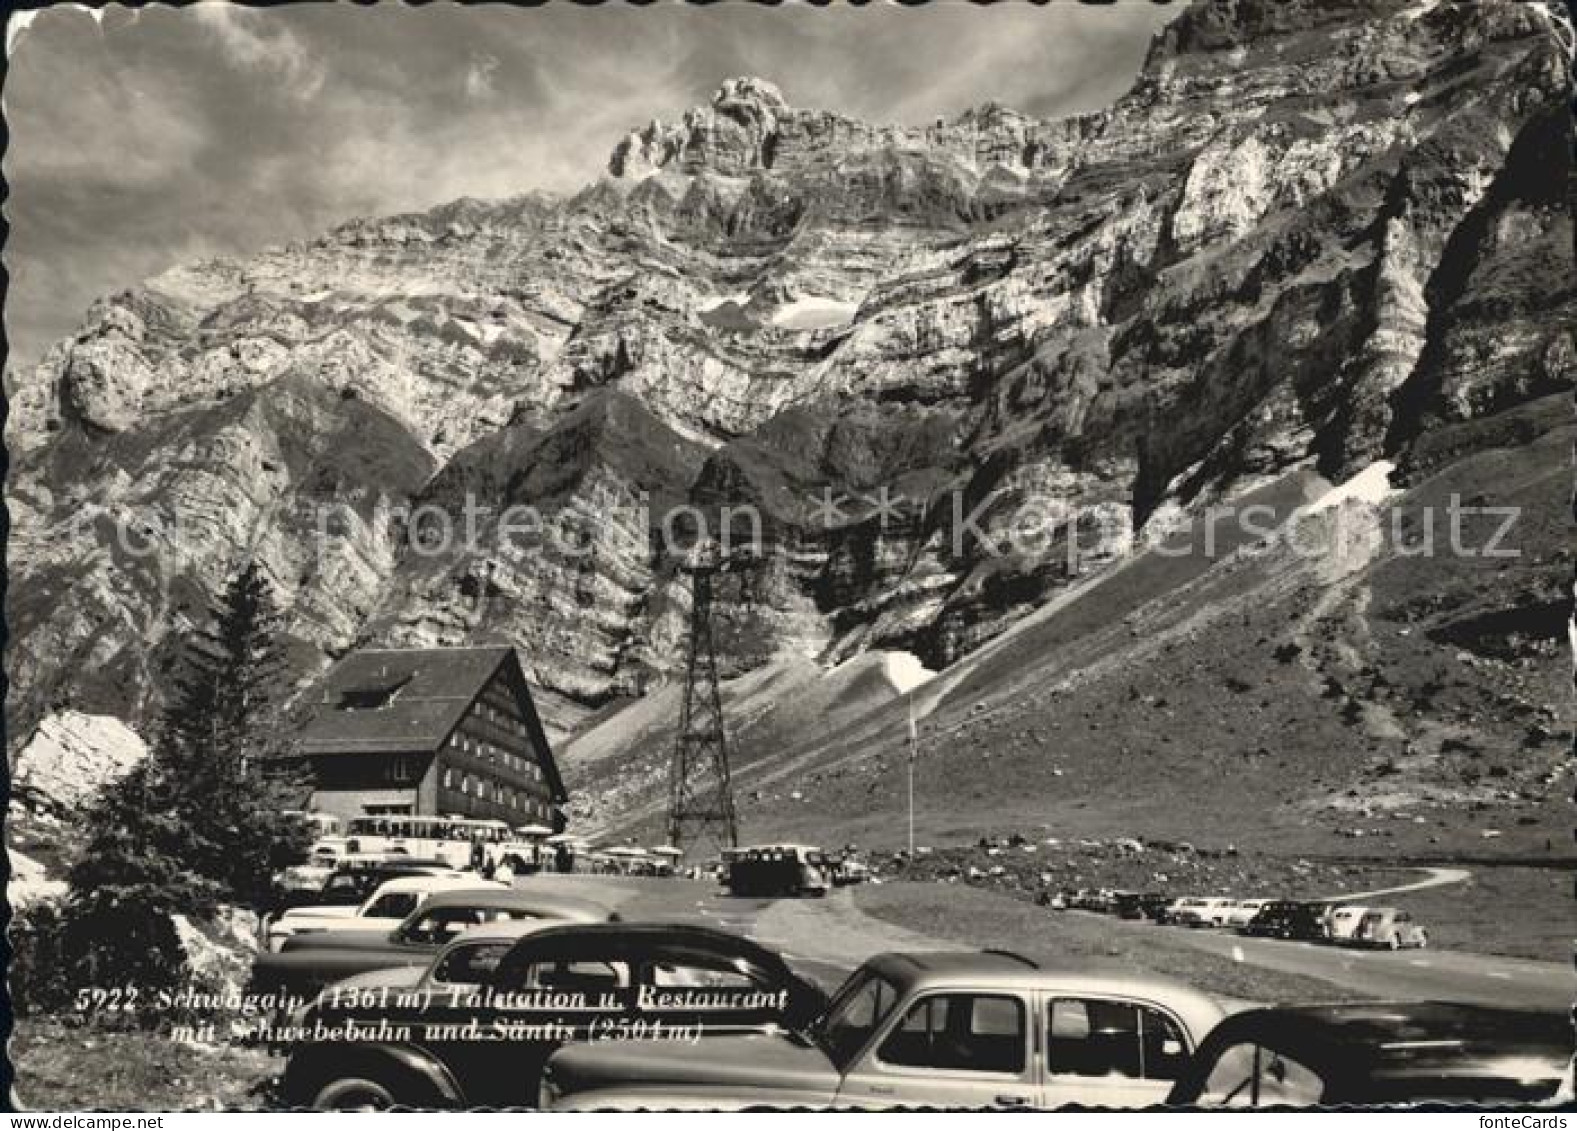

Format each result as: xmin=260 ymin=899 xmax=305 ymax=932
xmin=292 ymin=645 xmax=568 ymax=829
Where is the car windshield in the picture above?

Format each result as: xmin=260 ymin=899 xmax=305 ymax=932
xmin=808 ymin=969 xmax=901 ymax=1071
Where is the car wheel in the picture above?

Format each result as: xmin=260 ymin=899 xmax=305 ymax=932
xmin=313 ymin=1077 xmax=399 ymax=1111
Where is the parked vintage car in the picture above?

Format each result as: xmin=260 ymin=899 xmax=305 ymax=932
xmin=265 ymin=875 xmax=505 ymax=951
xmin=1352 ymin=907 xmax=1428 ymax=950
xmin=319 ymin=919 xmax=547 ymax=998
xmin=279 ymin=922 xmax=827 ymax=1109
xmin=268 ymin=857 xmax=459 ymax=919
xmin=1070 ymin=889 xmax=1115 ymax=914
xmin=831 ymin=859 xmax=871 ymax=886
xmin=1172 ymin=897 xmax=1234 ymax=928
xmin=1137 ymin=893 xmax=1173 ymax=922
xmin=723 ymin=845 xmax=831 ymax=898
xmin=543 ymin=950 xmax=1227 ymax=1110
xmin=1168 ymin=1002 xmax=1573 ymax=1106
xmin=1107 ymin=892 xmax=1169 ymax=921
xmin=251 ymin=888 xmax=616 ymax=999
xmin=1223 ymin=900 xmax=1271 ymax=929
xmin=1111 ymin=892 xmax=1145 ymax=920
xmin=1238 ymin=901 xmax=1328 ymax=941
xmin=1323 ymin=904 xmax=1370 ymax=943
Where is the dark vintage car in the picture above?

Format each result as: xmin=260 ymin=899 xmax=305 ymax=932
xmin=251 ymin=888 xmax=616 ymax=1000
xmin=279 ymin=922 xmax=828 ymax=1109
xmin=1112 ymin=892 xmax=1168 ymax=921
xmin=1069 ymin=889 xmax=1115 ymax=914
xmin=1138 ymin=894 xmax=1173 ymax=922
xmin=1111 ymin=892 xmax=1146 ymax=919
xmin=544 ymin=950 xmax=1226 ymax=1110
xmin=1239 ymin=900 xmax=1329 ymax=941
xmin=1167 ymin=1002 xmax=1574 ymax=1107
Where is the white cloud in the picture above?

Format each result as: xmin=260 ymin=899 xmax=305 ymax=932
xmin=464 ymin=51 xmax=500 ymax=100
xmin=193 ymin=2 xmax=326 ymax=99
xmin=5 ymin=67 xmax=210 ymax=189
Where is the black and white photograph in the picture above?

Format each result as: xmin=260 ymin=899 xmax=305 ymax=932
xmin=2 ymin=0 xmax=1574 ymax=1113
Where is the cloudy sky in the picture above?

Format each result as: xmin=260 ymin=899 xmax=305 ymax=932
xmin=3 ymin=1 xmax=1178 ymax=368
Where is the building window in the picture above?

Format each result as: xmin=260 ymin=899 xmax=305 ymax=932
xmin=443 ymin=767 xmax=455 ymax=790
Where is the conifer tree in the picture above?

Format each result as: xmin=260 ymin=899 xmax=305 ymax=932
xmin=70 ymin=559 xmax=311 ymax=930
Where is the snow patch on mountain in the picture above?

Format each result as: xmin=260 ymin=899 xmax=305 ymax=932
xmin=1303 ymin=461 xmax=1398 ymax=515
xmin=879 ymin=652 xmax=937 ymax=695
xmin=771 ymin=297 xmax=859 ymax=331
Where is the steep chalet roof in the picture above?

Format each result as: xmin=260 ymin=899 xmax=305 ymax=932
xmin=294 ymin=645 xmax=566 ymax=801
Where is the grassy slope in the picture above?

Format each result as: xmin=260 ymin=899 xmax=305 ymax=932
xmin=11 ymin=1021 xmax=281 ymax=1112
xmin=648 ymin=398 xmax=1572 ymax=864
xmin=1368 ymin=865 xmax=1572 ymax=962
xmin=579 ymin=399 xmax=1571 ymax=967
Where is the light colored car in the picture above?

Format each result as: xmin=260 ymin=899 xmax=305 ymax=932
xmin=252 ymin=888 xmax=616 ymax=1000
xmin=1324 ymin=905 xmax=1370 ymax=943
xmin=266 ymin=874 xmax=503 ymax=951
xmin=307 ymin=836 xmax=351 ymax=862
xmin=1223 ymin=900 xmax=1270 ymax=929
xmin=1353 ymin=907 xmax=1428 ymax=950
xmin=543 ymin=950 xmax=1228 ymax=1110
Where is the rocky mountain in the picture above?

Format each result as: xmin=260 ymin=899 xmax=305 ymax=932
xmin=6 ymin=0 xmax=1572 ymax=846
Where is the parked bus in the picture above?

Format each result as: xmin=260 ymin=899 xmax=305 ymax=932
xmin=724 ymin=844 xmax=831 ymax=898
xmin=343 ymin=815 xmax=514 ymax=871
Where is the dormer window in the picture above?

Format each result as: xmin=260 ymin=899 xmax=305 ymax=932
xmin=336 ymin=675 xmax=412 ymax=711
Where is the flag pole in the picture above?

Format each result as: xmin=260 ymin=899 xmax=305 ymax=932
xmin=907 ymin=699 xmax=917 ymax=858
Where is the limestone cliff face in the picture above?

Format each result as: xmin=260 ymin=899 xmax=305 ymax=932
xmin=5 ymin=0 xmax=1571 ymax=753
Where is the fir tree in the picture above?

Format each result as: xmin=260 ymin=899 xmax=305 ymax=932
xmin=158 ymin=559 xmax=294 ymax=772
xmin=70 ymin=559 xmax=311 ymax=930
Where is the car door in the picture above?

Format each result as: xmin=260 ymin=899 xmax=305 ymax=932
xmin=445 ymin=940 xmax=635 ymax=1106
xmin=836 ymin=991 xmax=1036 ymax=1109
xmin=1043 ymin=995 xmax=1192 ymax=1107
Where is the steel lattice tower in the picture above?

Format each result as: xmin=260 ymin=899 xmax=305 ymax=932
xmin=666 ymin=540 xmax=740 ymax=852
